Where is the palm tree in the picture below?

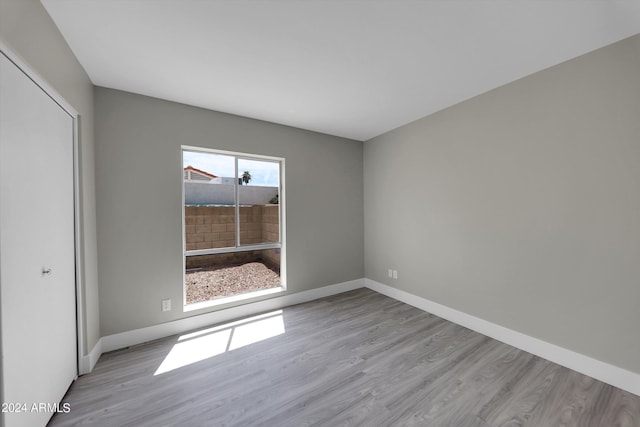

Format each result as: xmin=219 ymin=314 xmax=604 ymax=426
xmin=242 ymin=170 xmax=252 ymax=185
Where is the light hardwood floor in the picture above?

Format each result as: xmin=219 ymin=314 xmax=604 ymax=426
xmin=49 ymin=289 xmax=640 ymax=426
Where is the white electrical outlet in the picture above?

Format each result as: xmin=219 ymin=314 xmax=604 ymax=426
xmin=392 ymin=270 xmax=398 ymax=279
xmin=388 ymin=269 xmax=393 ymax=278
xmin=161 ymin=299 xmax=171 ymax=312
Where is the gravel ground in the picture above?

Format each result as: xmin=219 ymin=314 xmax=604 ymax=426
xmin=185 ymin=262 xmax=281 ymax=304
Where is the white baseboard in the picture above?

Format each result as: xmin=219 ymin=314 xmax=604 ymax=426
xmin=83 ymin=276 xmax=640 ymax=397
xmin=365 ymin=278 xmax=640 ymax=396
xmin=79 ymin=338 xmax=103 ymax=375
xmin=100 ymin=278 xmax=364 ymax=354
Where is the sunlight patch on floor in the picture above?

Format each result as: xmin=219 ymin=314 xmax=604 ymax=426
xmin=154 ymin=310 xmax=285 ymax=375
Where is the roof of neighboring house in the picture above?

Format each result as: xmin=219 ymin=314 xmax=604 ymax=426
xmin=184 ymin=165 xmax=218 ymax=179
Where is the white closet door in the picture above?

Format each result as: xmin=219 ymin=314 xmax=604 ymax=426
xmin=0 ymin=53 xmax=77 ymax=427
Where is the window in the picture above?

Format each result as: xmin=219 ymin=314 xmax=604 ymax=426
xmin=182 ymin=146 xmax=285 ymax=309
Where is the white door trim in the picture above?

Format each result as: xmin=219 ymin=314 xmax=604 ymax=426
xmin=0 ymin=40 xmax=84 ymax=377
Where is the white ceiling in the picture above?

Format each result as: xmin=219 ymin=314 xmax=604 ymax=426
xmin=42 ymin=0 xmax=640 ymax=141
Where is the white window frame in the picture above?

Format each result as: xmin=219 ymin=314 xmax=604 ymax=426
xmin=181 ymin=145 xmax=286 ymax=306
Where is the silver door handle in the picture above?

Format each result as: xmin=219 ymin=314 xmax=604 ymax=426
xmin=42 ymin=268 xmax=52 ymax=276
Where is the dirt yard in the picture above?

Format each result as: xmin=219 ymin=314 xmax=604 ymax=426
xmin=185 ymin=262 xmax=280 ymax=304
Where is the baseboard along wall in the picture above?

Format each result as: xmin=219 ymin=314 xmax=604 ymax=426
xmin=81 ymin=277 xmax=640 ymax=397
xmin=365 ymin=279 xmax=640 ymax=397
xmin=81 ymin=278 xmax=364 ymax=373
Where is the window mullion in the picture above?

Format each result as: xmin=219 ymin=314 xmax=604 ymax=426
xmin=234 ymin=156 xmax=240 ymax=247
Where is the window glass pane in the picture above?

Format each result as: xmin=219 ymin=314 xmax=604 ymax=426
xmin=237 ymin=158 xmax=280 ymax=246
xmin=183 ymin=151 xmax=236 ymax=250
xmin=185 ymin=251 xmax=281 ymax=304
xmin=183 ymin=148 xmax=284 ymax=307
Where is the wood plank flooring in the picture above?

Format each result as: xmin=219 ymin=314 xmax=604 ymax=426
xmin=48 ymin=289 xmax=640 ymax=426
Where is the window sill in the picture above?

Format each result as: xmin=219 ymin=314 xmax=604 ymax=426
xmin=183 ymin=286 xmax=285 ymax=312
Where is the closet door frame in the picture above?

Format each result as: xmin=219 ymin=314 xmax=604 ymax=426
xmin=0 ymin=41 xmax=85 ymax=378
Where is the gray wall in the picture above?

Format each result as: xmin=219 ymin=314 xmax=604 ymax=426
xmin=6 ymin=0 xmax=636 ymax=379
xmin=0 ymin=0 xmax=100 ymax=354
xmin=95 ymin=87 xmax=363 ymax=336
xmin=364 ymin=34 xmax=640 ymax=374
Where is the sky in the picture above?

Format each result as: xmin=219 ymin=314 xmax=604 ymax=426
xmin=183 ymin=150 xmax=280 ymax=187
